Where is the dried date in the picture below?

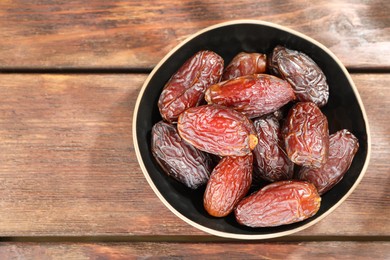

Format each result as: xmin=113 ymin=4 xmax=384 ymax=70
xmin=298 ymin=129 xmax=359 ymax=195
xmin=222 ymin=52 xmax=267 ymax=80
xmin=204 ymin=154 xmax=253 ymax=217
xmin=205 ymin=74 xmax=296 ymax=118
xmin=252 ymin=115 xmax=294 ymax=183
xmin=268 ymin=45 xmax=329 ymax=107
xmin=177 ymin=104 xmax=258 ymax=156
xmin=235 ymin=180 xmax=321 ymax=227
xmin=158 ymin=50 xmax=224 ymax=123
xmin=151 ymin=121 xmax=212 ymax=189
xmin=284 ymin=102 xmax=329 ymax=168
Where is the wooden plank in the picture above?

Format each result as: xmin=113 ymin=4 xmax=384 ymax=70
xmin=0 ymin=0 xmax=389 ymax=69
xmin=0 ymin=242 xmax=388 ymax=259
xmin=0 ymin=73 xmax=388 ymax=237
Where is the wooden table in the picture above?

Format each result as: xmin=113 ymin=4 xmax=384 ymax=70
xmin=0 ymin=1 xmax=389 ymax=258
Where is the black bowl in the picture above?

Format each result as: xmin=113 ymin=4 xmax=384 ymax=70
xmin=133 ymin=20 xmax=370 ymax=239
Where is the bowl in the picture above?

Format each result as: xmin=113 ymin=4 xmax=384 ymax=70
xmin=132 ymin=20 xmax=371 ymax=239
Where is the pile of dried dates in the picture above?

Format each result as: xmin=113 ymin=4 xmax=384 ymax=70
xmin=151 ymin=46 xmax=359 ymax=228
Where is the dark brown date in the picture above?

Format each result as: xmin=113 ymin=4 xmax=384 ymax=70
xmin=284 ymin=102 xmax=329 ymax=168
xmin=205 ymin=74 xmax=296 ymax=118
xmin=298 ymin=129 xmax=359 ymax=195
xmin=252 ymin=115 xmax=294 ymax=183
xmin=151 ymin=121 xmax=212 ymax=189
xmin=235 ymin=180 xmax=321 ymax=227
xmin=177 ymin=104 xmax=258 ymax=156
xmin=268 ymin=45 xmax=329 ymax=107
xmin=222 ymin=52 xmax=267 ymax=80
xmin=204 ymin=154 xmax=253 ymax=217
xmin=158 ymin=50 xmax=224 ymax=123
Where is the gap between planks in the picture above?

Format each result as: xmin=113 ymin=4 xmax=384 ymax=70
xmin=0 ymin=235 xmax=388 ymax=243
xmin=0 ymin=67 xmax=153 ymax=74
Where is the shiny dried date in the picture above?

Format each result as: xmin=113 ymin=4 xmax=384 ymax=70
xmin=158 ymin=50 xmax=224 ymax=123
xmin=205 ymin=74 xmax=296 ymax=118
xmin=284 ymin=102 xmax=329 ymax=168
xmin=222 ymin=52 xmax=267 ymax=80
xmin=252 ymin=115 xmax=294 ymax=183
xmin=268 ymin=45 xmax=329 ymax=107
xmin=235 ymin=180 xmax=321 ymax=227
xmin=204 ymin=154 xmax=253 ymax=217
xmin=177 ymin=104 xmax=258 ymax=156
xmin=151 ymin=121 xmax=212 ymax=189
xmin=298 ymin=129 xmax=359 ymax=195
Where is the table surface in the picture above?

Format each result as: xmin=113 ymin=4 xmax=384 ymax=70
xmin=0 ymin=1 xmax=389 ymax=258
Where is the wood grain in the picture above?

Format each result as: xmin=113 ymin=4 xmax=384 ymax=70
xmin=0 ymin=242 xmax=389 ymax=259
xmin=0 ymin=0 xmax=389 ymax=69
xmin=0 ymin=73 xmax=388 ymax=237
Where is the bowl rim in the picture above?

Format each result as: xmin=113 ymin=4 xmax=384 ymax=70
xmin=132 ymin=19 xmax=372 ymax=240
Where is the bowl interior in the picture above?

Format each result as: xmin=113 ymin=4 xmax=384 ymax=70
xmin=134 ymin=21 xmax=369 ymax=238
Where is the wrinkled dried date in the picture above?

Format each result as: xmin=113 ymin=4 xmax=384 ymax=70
xmin=222 ymin=52 xmax=267 ymax=80
xmin=252 ymin=115 xmax=294 ymax=183
xmin=204 ymin=154 xmax=253 ymax=217
xmin=158 ymin=50 xmax=224 ymax=123
xmin=177 ymin=104 xmax=258 ymax=156
xmin=205 ymin=74 xmax=296 ymax=118
xmin=268 ymin=45 xmax=329 ymax=107
xmin=284 ymin=102 xmax=329 ymax=168
xmin=235 ymin=181 xmax=321 ymax=227
xmin=151 ymin=121 xmax=212 ymax=189
xmin=298 ymin=129 xmax=359 ymax=195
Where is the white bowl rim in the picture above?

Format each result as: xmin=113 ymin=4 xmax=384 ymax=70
xmin=132 ymin=19 xmax=372 ymax=240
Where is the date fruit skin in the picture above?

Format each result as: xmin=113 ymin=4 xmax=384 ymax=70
xmin=205 ymin=74 xmax=296 ymax=118
xmin=268 ymin=45 xmax=329 ymax=107
xmin=235 ymin=180 xmax=321 ymax=227
xmin=158 ymin=50 xmax=224 ymax=123
xmin=204 ymin=154 xmax=253 ymax=217
xmin=222 ymin=52 xmax=267 ymax=80
xmin=284 ymin=102 xmax=329 ymax=168
xmin=252 ymin=115 xmax=294 ymax=183
xmin=151 ymin=121 xmax=212 ymax=189
xmin=177 ymin=104 xmax=258 ymax=156
xmin=298 ymin=129 xmax=359 ymax=195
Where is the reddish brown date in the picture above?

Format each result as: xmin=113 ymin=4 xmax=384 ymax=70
xmin=158 ymin=50 xmax=224 ymax=123
xmin=298 ymin=129 xmax=359 ymax=195
xmin=205 ymin=74 xmax=296 ymax=118
xmin=204 ymin=154 xmax=253 ymax=217
xmin=177 ymin=104 xmax=258 ymax=156
xmin=268 ymin=45 xmax=329 ymax=107
xmin=234 ymin=181 xmax=321 ymax=227
xmin=151 ymin=121 xmax=212 ymax=189
xmin=252 ymin=115 xmax=294 ymax=183
xmin=284 ymin=102 xmax=329 ymax=168
xmin=222 ymin=52 xmax=267 ymax=80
